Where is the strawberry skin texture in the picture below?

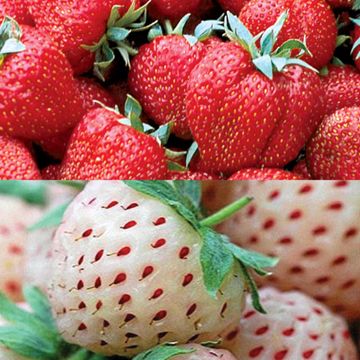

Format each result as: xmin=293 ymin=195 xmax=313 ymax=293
xmin=292 ymin=159 xmax=312 ymax=179
xmin=0 ymin=135 xmax=40 ymax=180
xmin=326 ymin=0 xmax=353 ymax=6
xmin=141 ymin=0 xmax=203 ymax=22
xmin=41 ymin=164 xmax=61 ymax=180
xmin=59 ymin=108 xmax=168 ymax=180
xmin=38 ymin=77 xmax=116 ymax=160
xmin=129 ymin=36 xmax=208 ymax=139
xmin=29 ymin=0 xmax=139 ymax=75
xmin=173 ymin=344 xmax=237 ymax=360
xmin=322 ymin=65 xmax=360 ymax=116
xmin=306 ymin=107 xmax=360 ymax=180
xmin=186 ymin=43 xmax=323 ymax=174
xmin=0 ymin=0 xmax=34 ymax=26
xmin=221 ymin=288 xmax=358 ymax=359
xmin=0 ymin=195 xmax=42 ymax=301
xmin=203 ymin=180 xmax=360 ymax=319
xmin=49 ymin=181 xmax=245 ymax=356
xmin=217 ymin=0 xmax=249 ymax=14
xmin=229 ymin=169 xmax=304 ymax=180
xmin=0 ymin=25 xmax=83 ymax=141
xmin=168 ymin=172 xmax=221 ymax=180
xmin=239 ymin=0 xmax=337 ymax=69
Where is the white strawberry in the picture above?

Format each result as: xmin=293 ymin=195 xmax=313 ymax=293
xmin=203 ymin=180 xmax=360 ymax=320
xmin=172 ymin=344 xmax=237 ymax=359
xmin=0 ymin=195 xmax=41 ymax=301
xmin=221 ymin=288 xmax=358 ymax=359
xmin=49 ymin=181 xmax=266 ymax=357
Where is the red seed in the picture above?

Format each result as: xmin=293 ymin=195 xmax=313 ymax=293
xmin=179 ymin=247 xmax=190 ymax=259
xmin=153 ymin=310 xmax=167 ymax=321
xmin=119 ymin=294 xmax=131 ymax=305
xmin=152 ymin=239 xmax=166 ymax=248
xmin=103 ymin=201 xmax=118 ymax=209
xmin=93 ymin=250 xmax=104 ymax=262
xmin=283 ymin=328 xmax=295 ymax=336
xmin=125 ymin=314 xmax=135 ymax=322
xmin=186 ymin=304 xmax=197 ymax=317
xmin=122 ymin=221 xmax=137 ymax=229
xmin=113 ymin=273 xmax=127 ymax=285
xmin=96 ymin=301 xmax=103 ymax=311
xmin=289 ymin=210 xmax=302 ymax=220
xmin=153 ymin=217 xmax=166 ymax=226
xmin=255 ymin=326 xmax=269 ymax=335
xmin=303 ymin=349 xmax=314 ymax=358
xmin=78 ymin=255 xmax=85 ymax=266
xmin=103 ymin=320 xmax=110 ymax=327
xmin=117 ymin=246 xmax=131 ymax=256
xmin=78 ymin=323 xmax=87 ymax=331
xmin=249 ymin=346 xmax=264 ymax=357
xmin=142 ymin=266 xmax=154 ymax=279
xmin=94 ymin=277 xmax=102 ymax=288
xmin=123 ymin=203 xmax=139 ymax=210
xmin=77 ymin=280 xmax=84 ymax=290
xmin=182 ymin=274 xmax=193 ymax=286
xmin=78 ymin=301 xmax=86 ymax=309
xmin=274 ymin=350 xmax=288 ymax=360
xmin=150 ymin=289 xmax=163 ymax=300
xmin=82 ymin=229 xmax=92 ymax=237
xmin=299 ymin=184 xmax=312 ymax=193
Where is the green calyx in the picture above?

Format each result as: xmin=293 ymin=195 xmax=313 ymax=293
xmin=354 ymin=0 xmax=360 ymax=11
xmin=0 ymin=16 xmax=26 ymax=66
xmin=351 ymin=18 xmax=360 ymax=60
xmin=83 ymin=1 xmax=156 ymax=81
xmin=224 ymin=11 xmax=318 ymax=79
xmin=124 ymin=181 xmax=278 ymax=314
xmin=148 ymin=14 xmax=224 ymax=46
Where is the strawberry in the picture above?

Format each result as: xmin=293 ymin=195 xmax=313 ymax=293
xmin=141 ymin=0 xmax=207 ymax=22
xmin=41 ymin=165 xmax=61 ymax=180
xmin=29 ymin=0 xmax=140 ymax=76
xmin=168 ymin=171 xmax=221 ymax=180
xmin=59 ymin=97 xmax=170 ymax=180
xmin=221 ymin=288 xmax=358 ymax=359
xmin=306 ymin=107 xmax=360 ymax=180
xmin=322 ymin=65 xmax=360 ymax=116
xmin=38 ymin=77 xmax=116 ymax=160
xmin=203 ymin=180 xmax=360 ymax=319
xmin=172 ymin=344 xmax=237 ymax=359
xmin=49 ymin=181 xmax=276 ymax=356
xmin=129 ymin=18 xmax=223 ymax=139
xmin=326 ymin=0 xmax=354 ymax=7
xmin=0 ymin=18 xmax=83 ymax=141
xmin=217 ymin=0 xmax=249 ymax=14
xmin=229 ymin=169 xmax=304 ymax=180
xmin=292 ymin=159 xmax=312 ymax=179
xmin=0 ymin=135 xmax=41 ymax=180
xmin=0 ymin=194 xmax=41 ymax=301
xmin=239 ymin=0 xmax=337 ymax=69
xmin=0 ymin=0 xmax=33 ymax=26
xmin=186 ymin=13 xmax=324 ymax=174
xmin=352 ymin=18 xmax=360 ymax=71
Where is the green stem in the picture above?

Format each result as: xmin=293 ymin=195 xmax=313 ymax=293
xmin=200 ymin=197 xmax=253 ymax=228
xmin=163 ymin=20 xmax=174 ymax=35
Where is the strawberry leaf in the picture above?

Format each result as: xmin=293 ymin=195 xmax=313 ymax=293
xmin=133 ymin=344 xmax=194 ymax=360
xmin=28 ymin=201 xmax=71 ymax=231
xmin=225 ymin=242 xmax=279 ymax=276
xmin=173 ymin=181 xmax=202 ymax=208
xmin=200 ymin=227 xmax=235 ymax=297
xmin=0 ymin=181 xmax=47 ymax=204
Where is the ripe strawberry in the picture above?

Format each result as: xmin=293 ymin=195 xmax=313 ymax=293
xmin=29 ymin=0 xmax=140 ymax=75
xmin=292 ymin=159 xmax=312 ymax=179
xmin=38 ymin=77 xmax=116 ymax=160
xmin=59 ymin=96 xmax=170 ymax=179
xmin=239 ymin=0 xmax=337 ymax=69
xmin=0 ymin=195 xmax=41 ymax=301
xmin=41 ymin=165 xmax=61 ymax=180
xmin=217 ymin=0 xmax=249 ymax=14
xmin=172 ymin=344 xmax=237 ymax=359
xmin=221 ymin=288 xmax=358 ymax=359
xmin=326 ymin=0 xmax=353 ymax=7
xmin=142 ymin=0 xmax=207 ymax=22
xmin=352 ymin=18 xmax=360 ymax=71
xmin=322 ymin=65 xmax=360 ymax=116
xmin=169 ymin=172 xmax=221 ymax=180
xmin=0 ymin=18 xmax=83 ymax=141
xmin=186 ymin=13 xmax=324 ymax=174
xmin=129 ymin=19 xmax=222 ymax=139
xmin=306 ymin=107 xmax=360 ymax=180
xmin=48 ymin=181 xmax=258 ymax=356
xmin=203 ymin=180 xmax=360 ymax=319
xmin=0 ymin=135 xmax=40 ymax=180
xmin=0 ymin=0 xmax=33 ymax=26
xmin=229 ymin=169 xmax=304 ymax=180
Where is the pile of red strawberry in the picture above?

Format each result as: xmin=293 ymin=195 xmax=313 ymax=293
xmin=0 ymin=0 xmax=359 ymax=180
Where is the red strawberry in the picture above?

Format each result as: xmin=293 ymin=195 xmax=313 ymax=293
xmin=186 ymin=13 xmax=324 ymax=174
xmin=0 ymin=0 xmax=33 ymax=26
xmin=0 ymin=134 xmax=40 ymax=180
xmin=322 ymin=65 xmax=360 ymax=116
xmin=168 ymin=171 xmax=221 ymax=180
xmin=221 ymin=288 xmax=358 ymax=359
xmin=38 ymin=77 xmax=116 ymax=160
xmin=129 ymin=19 xmax=222 ymax=139
xmin=0 ymin=19 xmax=83 ymax=141
xmin=217 ymin=0 xmax=249 ymax=14
xmin=29 ymin=0 xmax=140 ymax=75
xmin=59 ymin=99 xmax=169 ymax=180
xmin=292 ymin=159 xmax=312 ymax=179
xmin=239 ymin=0 xmax=337 ymax=69
xmin=326 ymin=0 xmax=353 ymax=7
xmin=203 ymin=180 xmax=360 ymax=319
xmin=41 ymin=164 xmax=61 ymax=180
xmin=229 ymin=168 xmax=303 ymax=180
xmin=306 ymin=107 xmax=360 ymax=180
xmin=352 ymin=18 xmax=360 ymax=71
xmin=142 ymin=0 xmax=207 ymax=22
